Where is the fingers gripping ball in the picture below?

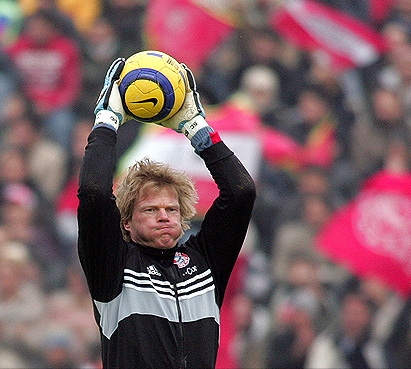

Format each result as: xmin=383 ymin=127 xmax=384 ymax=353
xmin=118 ymin=51 xmax=187 ymax=123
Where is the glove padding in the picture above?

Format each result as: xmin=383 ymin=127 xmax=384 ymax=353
xmin=94 ymin=58 xmax=129 ymax=130
xmin=159 ymin=64 xmax=210 ymax=139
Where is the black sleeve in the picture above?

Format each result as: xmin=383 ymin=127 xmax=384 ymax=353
xmin=77 ymin=127 xmax=125 ymax=302
xmin=193 ymin=141 xmax=256 ymax=306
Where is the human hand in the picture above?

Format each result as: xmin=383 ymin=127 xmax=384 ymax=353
xmin=94 ymin=58 xmax=130 ymax=130
xmin=159 ymin=64 xmax=210 ymax=140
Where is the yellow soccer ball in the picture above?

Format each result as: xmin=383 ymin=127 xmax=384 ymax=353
xmin=118 ymin=51 xmax=187 ymax=123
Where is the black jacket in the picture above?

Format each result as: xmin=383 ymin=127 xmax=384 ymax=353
xmin=77 ymin=127 xmax=256 ymax=368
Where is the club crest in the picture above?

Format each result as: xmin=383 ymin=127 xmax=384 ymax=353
xmin=174 ymin=252 xmax=190 ymax=268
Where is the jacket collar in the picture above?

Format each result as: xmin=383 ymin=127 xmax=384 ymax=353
xmin=130 ymin=241 xmax=179 ymax=261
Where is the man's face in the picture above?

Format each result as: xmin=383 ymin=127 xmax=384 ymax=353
xmin=124 ymin=186 xmax=183 ymax=249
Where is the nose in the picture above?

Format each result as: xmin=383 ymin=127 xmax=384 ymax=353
xmin=157 ymin=208 xmax=169 ymax=221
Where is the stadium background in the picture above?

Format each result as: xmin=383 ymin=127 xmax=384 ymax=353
xmin=0 ymin=0 xmax=411 ymax=368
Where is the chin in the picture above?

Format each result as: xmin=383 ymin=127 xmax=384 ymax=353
xmin=155 ymin=234 xmax=179 ymax=249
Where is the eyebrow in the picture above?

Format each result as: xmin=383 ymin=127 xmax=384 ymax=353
xmin=138 ymin=201 xmax=180 ymax=209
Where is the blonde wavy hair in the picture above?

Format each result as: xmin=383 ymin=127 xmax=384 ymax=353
xmin=116 ymin=158 xmax=198 ymax=242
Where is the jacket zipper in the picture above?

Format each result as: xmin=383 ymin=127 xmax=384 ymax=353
xmin=172 ymin=268 xmax=187 ymax=369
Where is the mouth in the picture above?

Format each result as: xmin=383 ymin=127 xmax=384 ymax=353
xmin=157 ymin=226 xmax=174 ymax=232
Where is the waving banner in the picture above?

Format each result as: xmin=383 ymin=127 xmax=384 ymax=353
xmin=271 ymin=0 xmax=388 ymax=70
xmin=317 ymin=170 xmax=411 ymax=297
xmin=145 ymin=0 xmax=234 ymax=72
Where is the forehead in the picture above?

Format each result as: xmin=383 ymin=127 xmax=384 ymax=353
xmin=137 ymin=185 xmax=179 ymax=204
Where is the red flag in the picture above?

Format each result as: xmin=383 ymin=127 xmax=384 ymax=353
xmin=317 ymin=170 xmax=411 ymax=297
xmin=144 ymin=0 xmax=234 ymax=72
xmin=271 ymin=0 xmax=388 ymax=70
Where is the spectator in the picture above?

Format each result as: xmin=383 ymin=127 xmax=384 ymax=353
xmin=266 ymin=304 xmax=316 ymax=369
xmin=305 ymin=292 xmax=386 ymax=368
xmin=3 ymin=116 xmax=68 ymax=203
xmin=0 ymin=240 xmax=46 ymax=367
xmin=352 ymin=87 xmax=410 ymax=181
xmin=41 ymin=0 xmax=101 ymax=35
xmin=198 ymin=32 xmax=246 ymax=105
xmin=0 ymin=145 xmax=43 ymax=203
xmin=271 ymin=194 xmax=342 ymax=284
xmin=41 ymin=330 xmax=79 ymax=368
xmin=229 ymin=64 xmax=292 ymax=131
xmin=0 ymin=182 xmax=66 ymax=290
xmin=79 ymin=17 xmax=128 ymax=115
xmin=102 ymin=0 xmax=147 ymax=57
xmin=6 ymin=9 xmax=82 ymax=151
xmin=261 ymin=252 xmax=337 ymax=369
xmin=306 ymin=52 xmax=356 ymax=163
xmin=287 ymin=85 xmax=339 ymax=169
xmin=387 ymin=0 xmax=411 ymax=37
xmin=359 ymin=278 xmax=411 ymax=369
xmin=17 ymin=0 xmax=80 ymax=37
xmin=55 ymin=116 xmax=91 ymax=261
xmin=378 ymin=40 xmax=411 ymax=128
xmin=0 ymin=91 xmax=36 ymax=126
xmin=37 ymin=264 xmax=100 ymax=368
xmin=0 ymin=139 xmax=59 ymax=238
xmin=0 ymin=52 xmax=21 ymax=125
xmin=242 ymin=27 xmax=309 ymax=107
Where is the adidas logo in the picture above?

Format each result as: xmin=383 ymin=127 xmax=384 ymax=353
xmin=147 ymin=265 xmax=161 ymax=276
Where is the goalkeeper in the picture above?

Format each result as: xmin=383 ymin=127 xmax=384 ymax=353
xmin=77 ymin=58 xmax=256 ymax=369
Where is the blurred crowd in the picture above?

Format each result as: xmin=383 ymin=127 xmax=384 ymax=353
xmin=0 ymin=0 xmax=411 ymax=368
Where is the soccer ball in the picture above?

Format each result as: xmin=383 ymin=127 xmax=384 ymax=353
xmin=118 ymin=50 xmax=187 ymax=123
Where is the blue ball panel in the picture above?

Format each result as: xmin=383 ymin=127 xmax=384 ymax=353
xmin=119 ymin=68 xmax=176 ymax=122
xmin=146 ymin=52 xmax=164 ymax=58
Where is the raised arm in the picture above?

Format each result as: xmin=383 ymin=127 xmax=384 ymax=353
xmin=77 ymin=59 xmax=129 ymax=302
xmin=159 ymin=65 xmax=256 ymax=303
xmin=197 ymin=140 xmax=255 ymax=304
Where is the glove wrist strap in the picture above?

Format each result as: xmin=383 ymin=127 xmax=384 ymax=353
xmin=182 ymin=115 xmax=209 ymax=140
xmin=94 ymin=110 xmax=120 ymax=131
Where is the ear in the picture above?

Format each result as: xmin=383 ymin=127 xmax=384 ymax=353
xmin=123 ymin=221 xmax=131 ymax=231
